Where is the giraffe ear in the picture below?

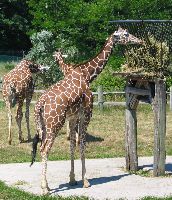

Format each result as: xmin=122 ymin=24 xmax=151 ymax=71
xmin=118 ymin=26 xmax=123 ymax=31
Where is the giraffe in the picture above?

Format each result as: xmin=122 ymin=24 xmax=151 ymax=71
xmin=30 ymin=27 xmax=142 ymax=195
xmin=53 ymin=51 xmax=80 ymax=143
xmin=2 ymin=59 xmax=49 ymax=145
xmin=53 ymin=50 xmax=74 ymax=76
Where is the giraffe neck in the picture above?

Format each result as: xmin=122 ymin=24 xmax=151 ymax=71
xmin=57 ymin=56 xmax=69 ymax=76
xmin=58 ymin=56 xmax=71 ymax=76
xmin=81 ymin=34 xmax=114 ymax=83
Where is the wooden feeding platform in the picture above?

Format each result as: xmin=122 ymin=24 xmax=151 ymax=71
xmin=113 ymin=72 xmax=166 ymax=177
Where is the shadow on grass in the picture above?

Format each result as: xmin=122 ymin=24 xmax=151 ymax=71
xmin=58 ymin=131 xmax=104 ymax=143
xmin=50 ymin=173 xmax=129 ymax=194
xmin=86 ymin=132 xmax=104 ymax=143
xmin=139 ymin=163 xmax=172 ymax=174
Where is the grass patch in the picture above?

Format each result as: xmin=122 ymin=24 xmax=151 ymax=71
xmin=0 ymin=180 xmax=172 ymax=200
xmin=0 ymin=104 xmax=172 ymax=164
xmin=0 ymin=180 xmax=88 ymax=200
xmin=0 ymin=61 xmax=17 ymax=77
xmin=142 ymin=197 xmax=172 ymax=200
xmin=130 ymin=169 xmax=172 ymax=178
xmin=13 ymin=180 xmax=29 ymax=186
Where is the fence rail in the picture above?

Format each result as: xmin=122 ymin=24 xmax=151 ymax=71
xmin=0 ymin=86 xmax=172 ymax=109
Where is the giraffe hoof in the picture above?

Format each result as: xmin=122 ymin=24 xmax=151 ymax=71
xmin=83 ymin=179 xmax=90 ymax=188
xmin=27 ymin=137 xmax=32 ymax=142
xmin=69 ymin=180 xmax=77 ymax=186
xmin=41 ymin=188 xmax=50 ymax=195
xmin=8 ymin=140 xmax=12 ymax=145
xmin=19 ymin=138 xmax=24 ymax=143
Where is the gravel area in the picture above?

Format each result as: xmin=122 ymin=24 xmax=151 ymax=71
xmin=1 ymin=156 xmax=172 ymax=200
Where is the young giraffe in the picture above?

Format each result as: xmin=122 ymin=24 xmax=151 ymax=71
xmin=2 ymin=59 xmax=48 ymax=144
xmin=53 ymin=51 xmax=80 ymax=143
xmin=31 ymin=27 xmax=142 ymax=195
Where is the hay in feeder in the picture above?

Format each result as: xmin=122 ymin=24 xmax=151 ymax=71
xmin=121 ymin=35 xmax=170 ymax=78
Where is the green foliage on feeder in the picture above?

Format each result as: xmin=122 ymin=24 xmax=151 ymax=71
xmin=121 ymin=35 xmax=171 ymax=78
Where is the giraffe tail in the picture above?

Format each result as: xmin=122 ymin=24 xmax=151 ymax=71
xmin=30 ymin=133 xmax=40 ymax=167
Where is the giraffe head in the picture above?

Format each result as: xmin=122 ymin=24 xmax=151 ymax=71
xmin=28 ymin=62 xmax=50 ymax=73
xmin=53 ymin=50 xmax=63 ymax=62
xmin=113 ymin=27 xmax=143 ymax=45
xmin=53 ymin=50 xmax=68 ymax=61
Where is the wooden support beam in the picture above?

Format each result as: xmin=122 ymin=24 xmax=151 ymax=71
xmin=152 ymin=79 xmax=166 ymax=176
xmin=125 ymin=108 xmax=138 ymax=171
xmin=125 ymin=87 xmax=151 ymax=96
xmin=125 ymin=81 xmax=138 ymax=172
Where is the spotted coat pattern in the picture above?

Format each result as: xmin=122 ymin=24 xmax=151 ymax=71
xmin=3 ymin=59 xmax=43 ymax=144
xmin=34 ymin=28 xmax=142 ymax=194
xmin=53 ymin=51 xmax=81 ymax=143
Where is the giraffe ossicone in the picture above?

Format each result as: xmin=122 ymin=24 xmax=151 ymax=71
xmin=31 ymin=28 xmax=142 ymax=195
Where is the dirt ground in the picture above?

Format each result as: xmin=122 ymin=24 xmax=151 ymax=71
xmin=1 ymin=156 xmax=172 ymax=200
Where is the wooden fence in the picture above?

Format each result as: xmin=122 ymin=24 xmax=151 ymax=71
xmin=0 ymin=84 xmax=172 ymax=109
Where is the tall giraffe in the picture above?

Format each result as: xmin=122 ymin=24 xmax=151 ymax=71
xmin=2 ymin=59 xmax=48 ymax=144
xmin=31 ymin=27 xmax=142 ymax=195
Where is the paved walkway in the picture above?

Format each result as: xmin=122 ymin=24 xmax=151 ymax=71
xmin=1 ymin=157 xmax=172 ymax=199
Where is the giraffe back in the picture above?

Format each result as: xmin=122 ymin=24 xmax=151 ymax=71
xmin=34 ymin=67 xmax=89 ymax=132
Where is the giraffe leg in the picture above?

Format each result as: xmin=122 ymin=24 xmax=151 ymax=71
xmin=25 ymin=94 xmax=33 ymax=141
xmin=67 ymin=119 xmax=80 ymax=147
xmin=79 ymin=112 xmax=90 ymax=188
xmin=41 ymin=152 xmax=50 ymax=195
xmin=40 ymin=122 xmax=65 ymax=194
xmin=6 ymin=101 xmax=12 ymax=145
xmin=79 ymin=91 xmax=93 ymax=188
xmin=15 ymin=99 xmax=24 ymax=143
xmin=66 ymin=120 xmax=70 ymax=140
xmin=69 ymin=117 xmax=78 ymax=186
xmin=40 ymin=137 xmax=54 ymax=195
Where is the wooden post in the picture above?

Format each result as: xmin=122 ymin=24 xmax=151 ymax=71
xmin=125 ymin=108 xmax=138 ymax=171
xmin=125 ymin=80 xmax=138 ymax=171
xmin=153 ymin=79 xmax=166 ymax=176
xmin=170 ymin=86 xmax=172 ymax=110
xmin=98 ymin=85 xmax=104 ymax=111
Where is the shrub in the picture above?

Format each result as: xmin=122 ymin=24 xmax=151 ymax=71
xmin=26 ymin=30 xmax=80 ymax=88
xmin=26 ymin=30 xmax=62 ymax=88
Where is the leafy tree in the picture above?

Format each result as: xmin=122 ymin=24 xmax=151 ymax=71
xmin=27 ymin=0 xmax=172 ymax=60
xmin=0 ymin=0 xmax=32 ymax=51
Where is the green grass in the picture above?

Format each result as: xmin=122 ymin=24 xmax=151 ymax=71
xmin=1 ymin=102 xmax=172 ymax=163
xmin=1 ymin=180 xmax=172 ymax=200
xmin=0 ymin=181 xmax=88 ymax=200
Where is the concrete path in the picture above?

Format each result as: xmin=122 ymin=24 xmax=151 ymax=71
xmin=1 ymin=157 xmax=172 ymax=200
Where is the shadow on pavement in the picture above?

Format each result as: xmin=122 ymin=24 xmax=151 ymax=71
xmin=50 ymin=173 xmax=130 ymax=194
